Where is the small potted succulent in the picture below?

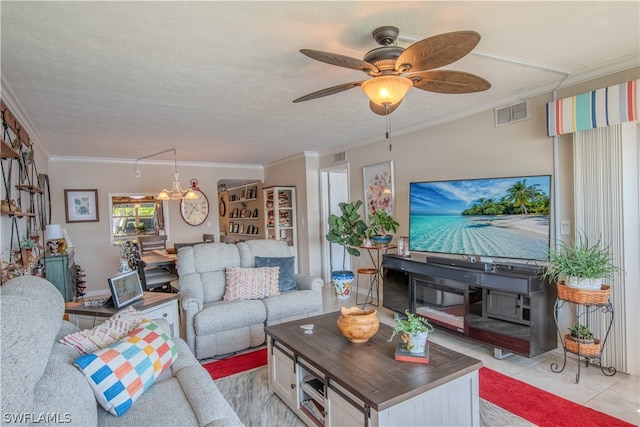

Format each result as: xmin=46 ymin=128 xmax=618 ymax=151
xmin=542 ymin=232 xmax=623 ymax=290
xmin=388 ymin=310 xmax=434 ymax=354
xmin=568 ymin=323 xmax=594 ymax=344
xmin=19 ymin=236 xmax=37 ymax=267
xmin=366 ymin=209 xmax=399 ymax=246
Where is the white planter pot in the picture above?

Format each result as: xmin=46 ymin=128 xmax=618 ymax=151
xmin=403 ymin=331 xmax=429 ymax=354
xmin=566 ymin=276 xmax=603 ymax=290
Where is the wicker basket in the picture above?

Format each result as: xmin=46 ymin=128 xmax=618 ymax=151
xmin=564 ymin=334 xmax=601 ymax=357
xmin=556 ymin=282 xmax=610 ymax=304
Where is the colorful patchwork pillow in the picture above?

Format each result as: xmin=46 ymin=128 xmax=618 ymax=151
xmin=223 ymin=267 xmax=280 ymax=300
xmin=60 ymin=306 xmax=147 ymax=354
xmin=255 ymin=256 xmax=296 ymax=292
xmin=74 ymin=320 xmax=178 ymax=416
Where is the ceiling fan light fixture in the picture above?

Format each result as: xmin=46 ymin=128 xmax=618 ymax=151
xmin=361 ymin=75 xmax=413 ymax=107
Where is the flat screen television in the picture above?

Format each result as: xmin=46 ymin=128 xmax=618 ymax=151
xmin=409 ymin=175 xmax=551 ymax=261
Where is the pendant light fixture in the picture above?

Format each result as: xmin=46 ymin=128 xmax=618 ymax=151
xmin=134 ymin=148 xmax=198 ymax=201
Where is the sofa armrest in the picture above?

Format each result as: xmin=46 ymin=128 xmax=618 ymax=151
xmin=294 ymin=274 xmax=324 ymax=292
xmin=178 ymin=290 xmax=202 ymax=353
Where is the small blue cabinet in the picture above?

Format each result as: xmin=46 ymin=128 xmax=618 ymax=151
xmin=41 ymin=251 xmax=74 ymax=302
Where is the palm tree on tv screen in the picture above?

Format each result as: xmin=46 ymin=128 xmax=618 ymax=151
xmin=506 ymin=179 xmax=540 ymax=215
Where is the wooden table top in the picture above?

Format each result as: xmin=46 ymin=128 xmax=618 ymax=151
xmin=141 ymin=250 xmax=177 ymax=266
xmin=265 ymin=312 xmax=482 ymax=411
xmin=65 ymin=292 xmax=178 ymax=316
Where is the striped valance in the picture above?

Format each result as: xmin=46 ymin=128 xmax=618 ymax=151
xmin=546 ymin=80 xmax=638 ymax=137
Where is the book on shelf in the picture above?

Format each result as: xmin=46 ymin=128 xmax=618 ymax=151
xmin=394 ymin=342 xmax=429 ymax=363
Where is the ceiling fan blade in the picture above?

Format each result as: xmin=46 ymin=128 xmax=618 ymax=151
xmin=395 ymin=31 xmax=481 ymax=73
xmin=369 ymin=100 xmax=402 ymax=116
xmin=300 ymin=49 xmax=379 ymax=74
xmin=410 ymin=70 xmax=491 ymax=94
xmin=293 ymin=81 xmax=364 ymax=103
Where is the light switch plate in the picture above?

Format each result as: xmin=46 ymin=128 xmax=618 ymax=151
xmin=561 ymin=220 xmax=571 ymax=235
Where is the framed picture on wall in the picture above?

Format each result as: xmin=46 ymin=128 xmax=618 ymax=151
xmin=64 ymin=189 xmax=99 ymax=223
xmin=363 ymin=161 xmax=395 ymax=222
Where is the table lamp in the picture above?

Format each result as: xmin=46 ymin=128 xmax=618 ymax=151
xmin=46 ymin=224 xmax=65 ymax=254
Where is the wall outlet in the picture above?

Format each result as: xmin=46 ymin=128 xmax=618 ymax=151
xmin=561 ymin=220 xmax=571 ymax=235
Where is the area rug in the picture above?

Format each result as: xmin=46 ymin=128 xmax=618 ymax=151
xmin=208 ymin=348 xmax=632 ymax=427
xmin=479 ymin=367 xmax=635 ymax=427
xmin=203 ymin=347 xmax=268 ymax=379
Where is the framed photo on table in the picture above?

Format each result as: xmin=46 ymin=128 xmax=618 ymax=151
xmin=363 ymin=161 xmax=395 ymax=222
xmin=64 ymin=189 xmax=99 ymax=223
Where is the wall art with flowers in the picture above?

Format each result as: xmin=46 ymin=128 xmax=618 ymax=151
xmin=363 ymin=161 xmax=395 ymax=223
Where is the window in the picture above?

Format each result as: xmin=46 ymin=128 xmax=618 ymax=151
xmin=109 ymin=194 xmax=166 ymax=242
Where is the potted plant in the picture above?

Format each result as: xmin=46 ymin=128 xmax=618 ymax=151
xmin=542 ymin=232 xmax=623 ymax=290
xmin=326 ymin=200 xmax=368 ymax=298
xmin=367 ymin=209 xmax=399 ymax=246
xmin=568 ymin=323 xmax=594 ymax=344
xmin=388 ymin=310 xmax=434 ymax=354
xmin=20 ymin=236 xmax=36 ymax=267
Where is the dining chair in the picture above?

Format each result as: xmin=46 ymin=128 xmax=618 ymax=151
xmin=136 ymin=235 xmax=177 ymax=292
xmin=137 ymin=235 xmax=168 ymax=253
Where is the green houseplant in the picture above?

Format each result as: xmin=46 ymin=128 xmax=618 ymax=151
xmin=542 ymin=232 xmax=623 ymax=290
xmin=366 ymin=209 xmax=399 ymax=246
xmin=569 ymin=323 xmax=594 ymax=343
xmin=388 ymin=310 xmax=434 ymax=354
xmin=326 ymin=200 xmax=368 ymax=298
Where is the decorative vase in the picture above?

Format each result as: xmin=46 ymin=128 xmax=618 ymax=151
xmin=402 ymin=331 xmax=429 ymax=354
xmin=118 ymin=258 xmax=132 ymax=273
xmin=337 ymin=307 xmax=380 ymax=343
xmin=332 ymin=270 xmax=354 ymax=299
xmin=370 ymin=235 xmax=392 ymax=247
xmin=20 ymin=248 xmax=32 ymax=267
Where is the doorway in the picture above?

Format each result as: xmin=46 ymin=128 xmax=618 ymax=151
xmin=320 ymin=165 xmax=349 ymax=282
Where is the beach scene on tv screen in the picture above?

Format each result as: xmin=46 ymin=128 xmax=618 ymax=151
xmin=409 ymin=176 xmax=550 ymax=261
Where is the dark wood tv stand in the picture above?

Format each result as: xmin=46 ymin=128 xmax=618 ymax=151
xmin=383 ymin=254 xmax=557 ymax=358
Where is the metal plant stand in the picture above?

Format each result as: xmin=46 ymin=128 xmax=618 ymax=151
xmin=551 ymin=294 xmax=615 ymax=383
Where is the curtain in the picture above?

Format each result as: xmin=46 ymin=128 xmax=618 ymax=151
xmin=573 ymin=124 xmax=626 ymax=371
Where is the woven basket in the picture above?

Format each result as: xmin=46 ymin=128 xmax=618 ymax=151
xmin=557 ymin=282 xmax=610 ymax=304
xmin=564 ymin=334 xmax=601 ymax=357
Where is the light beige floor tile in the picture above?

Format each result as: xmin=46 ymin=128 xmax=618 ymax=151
xmin=585 ymin=389 xmax=640 ymax=425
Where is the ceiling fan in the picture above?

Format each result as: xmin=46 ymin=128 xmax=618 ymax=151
xmin=293 ymin=26 xmax=491 ymax=115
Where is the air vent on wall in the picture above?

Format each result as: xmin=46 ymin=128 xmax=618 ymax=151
xmin=333 ymin=151 xmax=346 ymax=164
xmin=495 ymin=101 xmax=529 ymax=127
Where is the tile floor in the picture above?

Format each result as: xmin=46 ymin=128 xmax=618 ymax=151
xmin=322 ymin=285 xmax=640 ymax=426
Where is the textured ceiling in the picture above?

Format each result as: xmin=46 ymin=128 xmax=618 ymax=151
xmin=1 ymin=1 xmax=638 ymax=166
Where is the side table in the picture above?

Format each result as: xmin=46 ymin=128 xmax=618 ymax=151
xmin=357 ymin=245 xmax=396 ymax=306
xmin=65 ymin=292 xmax=180 ymax=337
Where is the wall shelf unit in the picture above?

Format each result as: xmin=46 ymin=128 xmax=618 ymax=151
xmin=223 ymin=182 xmax=262 ymax=243
xmin=263 ymin=186 xmax=296 ymax=250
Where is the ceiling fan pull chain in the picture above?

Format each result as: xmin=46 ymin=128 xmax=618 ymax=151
xmin=385 ymin=104 xmax=392 ymax=151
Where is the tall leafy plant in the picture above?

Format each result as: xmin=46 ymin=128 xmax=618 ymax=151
xmin=326 ymin=200 xmax=368 ymax=271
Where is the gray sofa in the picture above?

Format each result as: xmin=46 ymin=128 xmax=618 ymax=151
xmin=1 ymin=276 xmax=243 ymax=427
xmin=177 ymin=239 xmax=324 ymax=360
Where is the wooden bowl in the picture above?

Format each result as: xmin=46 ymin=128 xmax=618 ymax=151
xmin=337 ymin=307 xmax=379 ymax=343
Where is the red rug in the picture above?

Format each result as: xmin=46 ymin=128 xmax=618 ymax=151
xmin=203 ymin=348 xmax=267 ymax=380
xmin=204 ymin=348 xmax=633 ymax=426
xmin=479 ymin=367 xmax=634 ymax=427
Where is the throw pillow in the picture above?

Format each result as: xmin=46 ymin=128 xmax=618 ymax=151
xmin=60 ymin=306 xmax=147 ymax=354
xmin=223 ymin=267 xmax=280 ymax=300
xmin=255 ymin=256 xmax=296 ymax=292
xmin=74 ymin=320 xmax=178 ymax=417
